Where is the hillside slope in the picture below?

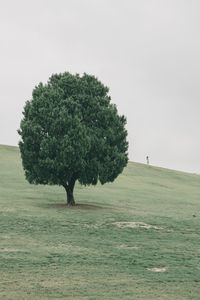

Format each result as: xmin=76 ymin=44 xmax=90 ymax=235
xmin=0 ymin=144 xmax=200 ymax=299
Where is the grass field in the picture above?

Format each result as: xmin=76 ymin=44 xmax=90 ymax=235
xmin=0 ymin=144 xmax=200 ymax=299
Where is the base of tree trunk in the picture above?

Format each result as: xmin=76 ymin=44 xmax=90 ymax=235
xmin=67 ymin=200 xmax=76 ymax=207
xmin=66 ymin=192 xmax=75 ymax=206
xmin=63 ymin=181 xmax=76 ymax=207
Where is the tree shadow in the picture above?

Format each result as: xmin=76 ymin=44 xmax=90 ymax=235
xmin=45 ymin=202 xmax=105 ymax=210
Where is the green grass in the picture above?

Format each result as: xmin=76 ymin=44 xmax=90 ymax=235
xmin=0 ymin=144 xmax=200 ymax=299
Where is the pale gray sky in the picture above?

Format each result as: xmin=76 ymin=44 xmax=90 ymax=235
xmin=1 ymin=0 xmax=200 ymax=173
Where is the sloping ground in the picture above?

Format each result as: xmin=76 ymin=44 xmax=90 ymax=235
xmin=0 ymin=144 xmax=200 ymax=299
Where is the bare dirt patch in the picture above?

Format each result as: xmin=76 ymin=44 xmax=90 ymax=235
xmin=113 ymin=222 xmax=162 ymax=230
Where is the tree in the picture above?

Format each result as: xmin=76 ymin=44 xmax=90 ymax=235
xmin=18 ymin=72 xmax=128 ymax=206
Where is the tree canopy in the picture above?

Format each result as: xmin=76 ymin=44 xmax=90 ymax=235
xmin=18 ymin=72 xmax=128 ymax=205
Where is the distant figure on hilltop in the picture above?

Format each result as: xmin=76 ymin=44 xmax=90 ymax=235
xmin=146 ymin=156 xmax=149 ymax=165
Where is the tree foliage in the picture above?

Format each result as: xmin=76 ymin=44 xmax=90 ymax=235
xmin=18 ymin=72 xmax=128 ymax=205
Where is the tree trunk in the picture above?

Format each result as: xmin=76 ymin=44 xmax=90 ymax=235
xmin=63 ymin=179 xmax=76 ymax=206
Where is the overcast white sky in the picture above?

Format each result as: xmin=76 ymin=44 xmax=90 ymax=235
xmin=0 ymin=0 xmax=200 ymax=173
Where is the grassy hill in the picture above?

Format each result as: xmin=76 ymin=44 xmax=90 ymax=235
xmin=0 ymin=144 xmax=200 ymax=299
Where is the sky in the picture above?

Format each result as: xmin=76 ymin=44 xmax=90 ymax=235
xmin=0 ymin=0 xmax=200 ymax=173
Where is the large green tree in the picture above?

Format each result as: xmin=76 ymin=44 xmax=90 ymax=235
xmin=18 ymin=72 xmax=128 ymax=206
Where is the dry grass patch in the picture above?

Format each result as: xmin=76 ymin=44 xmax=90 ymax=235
xmin=117 ymin=244 xmax=139 ymax=250
xmin=113 ymin=221 xmax=162 ymax=230
xmin=0 ymin=248 xmax=26 ymax=253
xmin=147 ymin=267 xmax=167 ymax=273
